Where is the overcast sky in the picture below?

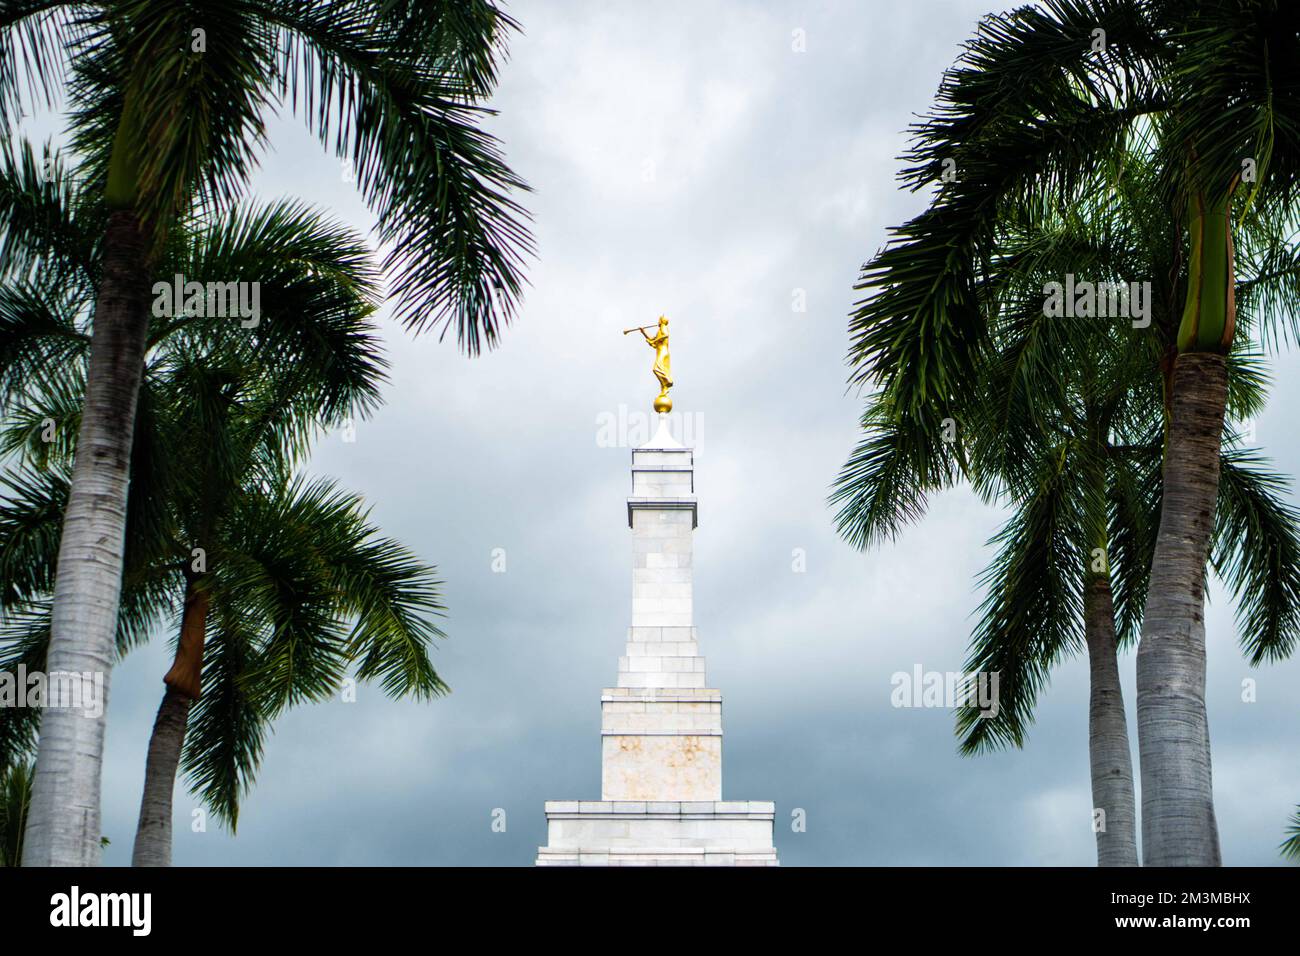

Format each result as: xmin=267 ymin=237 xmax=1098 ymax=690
xmin=21 ymin=0 xmax=1300 ymax=866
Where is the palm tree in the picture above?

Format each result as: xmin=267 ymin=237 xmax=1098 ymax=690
xmin=843 ymin=0 xmax=1300 ymax=865
xmin=0 ymin=158 xmax=446 ymax=866
xmin=835 ymin=274 xmax=1153 ymax=862
xmin=0 ymin=0 xmax=530 ymax=865
xmin=836 ymin=321 xmax=1299 ymax=869
xmin=836 ymin=142 xmax=1300 ymax=863
xmin=0 ymin=760 xmax=31 ymax=866
xmin=2 ymin=373 xmax=447 ymax=867
xmin=125 ymin=358 xmax=446 ymax=866
xmin=0 ymin=138 xmax=448 ymax=863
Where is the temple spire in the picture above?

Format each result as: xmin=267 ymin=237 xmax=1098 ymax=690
xmin=535 ymin=391 xmax=778 ymax=866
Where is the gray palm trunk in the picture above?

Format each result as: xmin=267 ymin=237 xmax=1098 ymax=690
xmin=1084 ymin=576 xmax=1139 ymax=866
xmin=131 ymin=581 xmax=208 ymax=867
xmin=130 ymin=687 xmax=191 ymax=867
xmin=1136 ymin=352 xmax=1226 ymax=866
xmin=22 ymin=211 xmax=152 ymax=866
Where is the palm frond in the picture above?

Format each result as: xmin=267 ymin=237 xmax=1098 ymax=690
xmin=0 ymin=759 xmax=32 ymax=866
xmin=1212 ymin=448 xmax=1300 ymax=664
xmin=1107 ymin=444 xmax=1161 ymax=645
xmin=260 ymin=0 xmax=532 ymax=350
xmin=331 ymin=531 xmax=448 ymax=700
xmin=1283 ymin=805 xmax=1300 ymax=861
xmin=849 ymin=0 xmax=1168 ymax=411
xmin=101 ymin=1 xmax=273 ymax=229
xmin=0 ymin=357 xmax=83 ymax=466
xmin=0 ymin=466 xmax=65 ymax=605
xmin=0 ymin=0 xmax=79 ymax=127
xmin=0 ymin=601 xmax=49 ymax=769
xmin=830 ymin=399 xmax=960 ymax=551
xmin=181 ymin=603 xmax=264 ymax=831
xmin=957 ymin=448 xmax=1085 ymax=753
xmin=1163 ymin=1 xmax=1300 ymax=209
xmin=0 ymin=276 xmax=89 ymax=407
xmin=225 ymin=476 xmax=448 ymax=707
xmin=0 ymin=137 xmax=102 ymax=290
xmin=157 ymin=198 xmax=387 ymax=431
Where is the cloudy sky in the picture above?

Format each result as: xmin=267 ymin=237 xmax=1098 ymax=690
xmin=23 ymin=0 xmax=1300 ymax=865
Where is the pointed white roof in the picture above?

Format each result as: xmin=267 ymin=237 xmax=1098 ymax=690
xmin=639 ymin=414 xmax=684 ymax=450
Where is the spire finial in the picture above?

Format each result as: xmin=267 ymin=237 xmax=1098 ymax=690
xmin=622 ymin=315 xmax=673 ymax=413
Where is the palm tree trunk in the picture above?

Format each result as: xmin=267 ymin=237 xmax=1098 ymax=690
xmin=131 ymin=581 xmax=209 ymax=867
xmin=130 ymin=687 xmax=191 ymax=867
xmin=1137 ymin=351 xmax=1227 ymax=866
xmin=22 ymin=210 xmax=152 ymax=866
xmin=1084 ymin=576 xmax=1138 ymax=866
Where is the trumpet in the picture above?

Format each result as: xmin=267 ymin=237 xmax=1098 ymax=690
xmin=622 ymin=325 xmax=653 ymax=335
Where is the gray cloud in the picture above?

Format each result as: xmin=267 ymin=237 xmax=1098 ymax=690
xmin=29 ymin=0 xmax=1295 ymax=865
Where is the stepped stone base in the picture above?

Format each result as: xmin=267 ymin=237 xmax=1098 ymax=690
xmin=536 ymin=801 xmax=779 ymax=867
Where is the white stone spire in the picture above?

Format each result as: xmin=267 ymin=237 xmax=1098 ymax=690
xmin=536 ymin=415 xmax=778 ymax=866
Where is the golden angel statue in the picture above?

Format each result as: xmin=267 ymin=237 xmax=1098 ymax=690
xmin=624 ymin=315 xmax=674 ymax=413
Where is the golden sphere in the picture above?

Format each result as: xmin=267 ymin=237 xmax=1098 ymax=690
xmin=653 ymin=394 xmax=673 ymax=414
